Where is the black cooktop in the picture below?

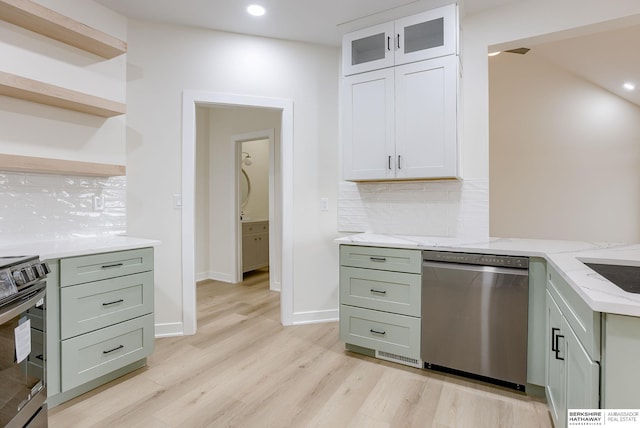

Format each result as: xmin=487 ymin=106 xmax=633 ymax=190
xmin=584 ymin=263 xmax=640 ymax=294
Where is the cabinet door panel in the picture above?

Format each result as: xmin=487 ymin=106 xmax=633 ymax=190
xmin=565 ymin=316 xmax=599 ymax=411
xmin=394 ymin=4 xmax=457 ymax=65
xmin=342 ymin=21 xmax=394 ymax=75
xmin=343 ymin=68 xmax=395 ymax=181
xmin=395 ymin=56 xmax=457 ymax=179
xmin=546 ymin=292 xmax=566 ymax=428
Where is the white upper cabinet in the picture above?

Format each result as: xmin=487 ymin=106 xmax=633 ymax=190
xmin=343 ymin=68 xmax=396 ymax=180
xmin=395 ymin=56 xmax=458 ymax=179
xmin=342 ymin=4 xmax=457 ymax=76
xmin=342 ymin=56 xmax=458 ymax=181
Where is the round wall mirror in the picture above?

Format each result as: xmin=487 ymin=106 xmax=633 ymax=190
xmin=241 ymin=168 xmax=251 ymax=208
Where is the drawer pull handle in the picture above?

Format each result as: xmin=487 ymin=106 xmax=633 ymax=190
xmin=370 ymin=329 xmax=386 ymax=335
xmin=35 ymin=354 xmax=45 ymax=361
xmin=101 ymin=263 xmax=124 ymax=269
xmin=102 ymin=299 xmax=124 ymax=307
xmin=370 ymin=257 xmax=386 ymax=262
xmin=370 ymin=289 xmax=387 ymax=295
xmin=103 ymin=345 xmax=124 ymax=354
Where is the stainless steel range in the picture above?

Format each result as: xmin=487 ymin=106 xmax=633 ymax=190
xmin=421 ymin=251 xmax=529 ymax=391
xmin=0 ymin=256 xmax=50 ymax=428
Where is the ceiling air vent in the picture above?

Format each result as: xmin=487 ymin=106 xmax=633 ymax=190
xmin=504 ymin=47 xmax=530 ymax=55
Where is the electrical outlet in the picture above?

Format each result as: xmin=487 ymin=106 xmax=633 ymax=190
xmin=93 ymin=194 xmax=104 ymax=211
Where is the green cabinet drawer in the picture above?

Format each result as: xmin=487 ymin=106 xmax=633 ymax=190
xmin=548 ymin=266 xmax=601 ymax=361
xmin=339 ymin=304 xmax=420 ymax=359
xmin=340 ymin=245 xmax=422 ymax=274
xmin=60 ymin=271 xmax=154 ymax=339
xmin=60 ymin=247 xmax=153 ymax=287
xmin=340 ymin=267 xmax=421 ymax=316
xmin=61 ymin=314 xmax=154 ymax=392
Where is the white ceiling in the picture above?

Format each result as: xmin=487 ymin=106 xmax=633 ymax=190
xmin=94 ymin=0 xmax=640 ymax=106
xmin=528 ymin=25 xmax=640 ymax=107
xmin=94 ymin=0 xmax=521 ymax=47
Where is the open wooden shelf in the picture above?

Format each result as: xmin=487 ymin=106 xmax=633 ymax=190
xmin=0 ymin=71 xmax=126 ymax=117
xmin=0 ymin=0 xmax=127 ymax=59
xmin=0 ymin=154 xmax=126 ymax=177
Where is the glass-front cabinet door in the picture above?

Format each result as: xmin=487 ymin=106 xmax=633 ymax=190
xmin=342 ymin=21 xmax=394 ymax=76
xmin=342 ymin=4 xmax=457 ymax=76
xmin=394 ymin=4 xmax=457 ymax=66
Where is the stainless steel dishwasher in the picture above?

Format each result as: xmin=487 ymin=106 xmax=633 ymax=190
xmin=421 ymin=251 xmax=529 ymax=391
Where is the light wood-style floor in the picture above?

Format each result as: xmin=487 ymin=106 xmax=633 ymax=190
xmin=49 ymin=269 xmax=553 ymax=427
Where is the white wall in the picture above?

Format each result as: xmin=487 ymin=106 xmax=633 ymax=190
xmin=489 ymin=51 xmax=640 ymax=243
xmin=0 ymin=0 xmax=127 ymax=166
xmin=462 ymin=0 xmax=640 ymax=183
xmin=126 ymin=20 xmax=340 ymax=333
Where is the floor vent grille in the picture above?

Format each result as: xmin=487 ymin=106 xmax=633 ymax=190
xmin=376 ymin=351 xmax=422 ymax=368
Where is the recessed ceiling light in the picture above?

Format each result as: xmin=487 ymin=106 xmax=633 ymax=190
xmin=247 ymin=4 xmax=266 ymax=17
xmin=623 ymin=82 xmax=636 ymax=91
xmin=488 ymin=51 xmax=501 ymax=57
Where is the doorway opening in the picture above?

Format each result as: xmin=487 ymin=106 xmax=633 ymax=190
xmin=182 ymin=91 xmax=294 ymax=334
xmin=233 ymin=130 xmax=277 ymax=290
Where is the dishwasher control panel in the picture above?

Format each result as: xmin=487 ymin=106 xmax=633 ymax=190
xmin=423 ymin=251 xmax=529 ymax=269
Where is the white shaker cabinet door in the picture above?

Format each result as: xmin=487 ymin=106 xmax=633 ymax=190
xmin=395 ymin=55 xmax=458 ymax=179
xmin=564 ymin=316 xmax=599 ymax=413
xmin=343 ymin=68 xmax=395 ymax=181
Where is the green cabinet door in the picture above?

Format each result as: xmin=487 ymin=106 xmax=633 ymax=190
xmin=564 ymin=316 xmax=599 ymax=413
xmin=546 ymin=291 xmax=566 ymax=428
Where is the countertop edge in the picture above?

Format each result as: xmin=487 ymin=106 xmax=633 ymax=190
xmin=0 ymin=236 xmax=161 ymax=260
xmin=337 ymin=233 xmax=640 ymax=318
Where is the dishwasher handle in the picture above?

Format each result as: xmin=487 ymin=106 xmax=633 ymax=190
xmin=422 ymin=260 xmax=529 ymax=276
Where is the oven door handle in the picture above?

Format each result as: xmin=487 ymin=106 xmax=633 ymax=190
xmin=0 ymin=288 xmax=46 ymax=324
xmin=422 ymin=261 xmax=528 ymax=276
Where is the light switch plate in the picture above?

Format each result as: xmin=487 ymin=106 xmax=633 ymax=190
xmin=320 ymin=197 xmax=329 ymax=212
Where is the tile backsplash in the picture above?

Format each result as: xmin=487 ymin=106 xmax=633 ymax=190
xmin=338 ymin=179 xmax=489 ymax=238
xmin=0 ymin=171 xmax=126 ymax=244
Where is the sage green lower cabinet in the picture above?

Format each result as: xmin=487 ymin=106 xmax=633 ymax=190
xmin=601 ymin=314 xmax=640 ymax=408
xmin=61 ymin=314 xmax=154 ymax=391
xmin=546 ymin=265 xmax=600 ymax=428
xmin=339 ymin=245 xmax=422 ymax=368
xmin=46 ymin=247 xmax=155 ymax=407
xmin=340 ymin=305 xmax=421 ymax=360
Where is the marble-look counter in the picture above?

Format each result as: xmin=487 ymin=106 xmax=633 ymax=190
xmin=0 ymin=235 xmax=161 ymax=260
xmin=337 ymin=233 xmax=640 ymax=317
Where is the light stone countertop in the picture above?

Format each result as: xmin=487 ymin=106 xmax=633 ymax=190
xmin=337 ymin=233 xmax=640 ymax=317
xmin=0 ymin=235 xmax=161 ymax=260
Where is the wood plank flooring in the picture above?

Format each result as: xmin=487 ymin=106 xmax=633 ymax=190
xmin=49 ymin=269 xmax=553 ymax=427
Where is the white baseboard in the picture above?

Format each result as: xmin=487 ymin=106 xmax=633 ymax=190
xmin=270 ymin=279 xmax=282 ymax=292
xmin=195 ymin=271 xmax=234 ymax=283
xmin=292 ymin=309 xmax=339 ymax=325
xmin=155 ymin=322 xmax=184 ymax=338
